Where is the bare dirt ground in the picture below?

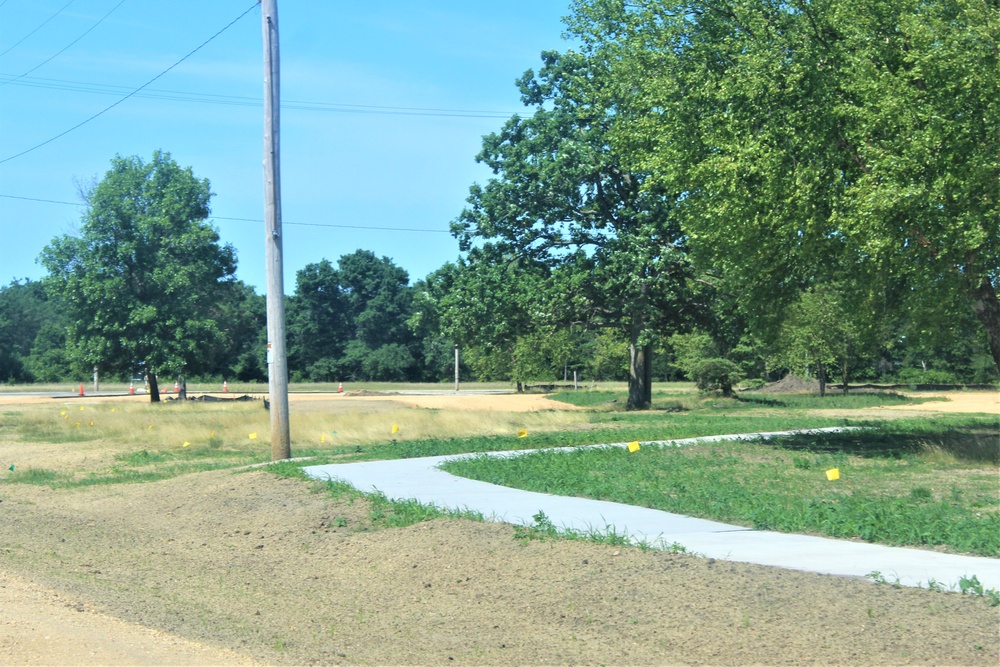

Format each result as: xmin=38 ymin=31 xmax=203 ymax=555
xmin=1 ymin=391 xmax=997 ymax=666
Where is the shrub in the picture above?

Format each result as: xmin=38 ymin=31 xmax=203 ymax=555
xmin=693 ymin=358 xmax=744 ymax=397
xmin=895 ymin=368 xmax=961 ymax=385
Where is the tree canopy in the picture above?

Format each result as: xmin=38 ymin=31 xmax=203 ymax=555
xmin=567 ymin=0 xmax=1000 ymax=374
xmin=39 ymin=151 xmax=237 ymax=401
xmin=287 ymin=250 xmax=419 ymax=382
xmin=452 ymin=49 xmax=701 ymax=408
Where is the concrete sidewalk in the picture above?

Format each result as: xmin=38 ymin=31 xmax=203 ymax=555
xmin=302 ymin=429 xmax=1000 ymax=591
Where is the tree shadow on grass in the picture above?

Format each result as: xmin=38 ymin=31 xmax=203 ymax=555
xmin=770 ymin=425 xmax=1000 ymax=464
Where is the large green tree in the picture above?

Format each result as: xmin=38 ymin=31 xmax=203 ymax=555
xmin=287 ymin=259 xmax=349 ymax=381
xmin=286 ymin=251 xmax=418 ymax=382
xmin=452 ymin=50 xmax=699 ymax=408
xmin=440 ymin=252 xmax=554 ymax=389
xmin=568 ymin=0 xmax=1000 ymax=374
xmin=40 ymin=151 xmax=237 ymax=401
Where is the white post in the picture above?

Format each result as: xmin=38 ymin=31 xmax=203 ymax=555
xmin=93 ymin=365 xmax=99 ymax=393
xmin=262 ymin=0 xmax=290 ymax=460
xmin=454 ymin=345 xmax=460 ymax=392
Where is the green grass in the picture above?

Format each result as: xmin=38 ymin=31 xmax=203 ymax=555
xmin=296 ymin=412 xmax=855 ymax=466
xmin=2 ymin=436 xmax=273 ymax=489
xmin=269 ymin=464 xmax=484 ymax=529
xmin=548 ymin=389 xmax=943 ymax=411
xmin=440 ymin=417 xmax=1000 ymax=556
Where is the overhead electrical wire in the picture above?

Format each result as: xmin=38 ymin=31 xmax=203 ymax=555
xmin=0 ymin=194 xmax=452 ymax=234
xmin=0 ymin=1 xmax=259 ymax=165
xmin=0 ymin=73 xmax=519 ymax=119
xmin=0 ymin=0 xmax=128 ymax=87
xmin=0 ymin=0 xmax=77 ymax=59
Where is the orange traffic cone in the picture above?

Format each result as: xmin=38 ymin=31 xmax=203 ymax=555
xmin=78 ymin=383 xmax=85 ymax=397
xmin=223 ymin=380 xmax=229 ymax=392
xmin=337 ymin=381 xmax=343 ymax=394
xmin=129 ymin=381 xmax=135 ymax=395
xmin=173 ymin=381 xmax=179 ymax=393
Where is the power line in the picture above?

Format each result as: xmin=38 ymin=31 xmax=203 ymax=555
xmin=0 ymin=73 xmax=519 ymax=119
xmin=0 ymin=2 xmax=259 ymax=165
xmin=0 ymin=0 xmax=128 ymax=87
xmin=0 ymin=193 xmax=82 ymax=206
xmin=0 ymin=194 xmax=453 ymax=234
xmin=0 ymin=0 xmax=77 ymax=59
xmin=212 ymin=216 xmax=450 ymax=234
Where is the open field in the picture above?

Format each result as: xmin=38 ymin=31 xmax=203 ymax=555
xmin=0 ymin=387 xmax=998 ymax=665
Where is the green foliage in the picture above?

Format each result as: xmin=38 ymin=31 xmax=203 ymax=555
xmin=567 ymin=0 xmax=1000 ymax=375
xmin=894 ymin=368 xmax=962 ymax=386
xmin=38 ymin=151 xmax=237 ymax=398
xmin=450 ymin=48 xmax=702 ymax=407
xmin=287 ymin=251 xmax=419 ymax=382
xmin=768 ymin=285 xmax=862 ymax=394
xmin=0 ymin=279 xmax=72 ymax=383
xmin=668 ymin=333 xmax=717 ymax=378
xmin=691 ymin=358 xmax=744 ymax=397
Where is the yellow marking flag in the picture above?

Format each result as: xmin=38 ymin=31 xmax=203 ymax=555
xmin=321 ymin=434 xmax=326 ymax=443
xmin=249 ymin=432 xmax=258 ymax=440
xmin=183 ymin=441 xmax=191 ymax=448
xmin=391 ymin=424 xmax=399 ymax=434
xmin=628 ymin=441 xmax=640 ymax=453
xmin=517 ymin=429 xmax=528 ymax=438
xmin=826 ymin=468 xmax=840 ymax=481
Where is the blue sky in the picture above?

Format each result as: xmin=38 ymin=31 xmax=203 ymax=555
xmin=0 ymin=0 xmax=575 ymax=293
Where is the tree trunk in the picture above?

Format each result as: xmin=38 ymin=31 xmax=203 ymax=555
xmin=817 ymin=360 xmax=827 ymax=397
xmin=627 ymin=342 xmax=652 ymax=410
xmin=842 ymin=356 xmax=849 ymax=395
xmin=148 ymin=372 xmax=160 ymax=403
xmin=178 ymin=375 xmax=187 ymax=400
xmin=970 ymin=277 xmax=1000 ymax=375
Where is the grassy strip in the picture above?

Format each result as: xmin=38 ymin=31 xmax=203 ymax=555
xmin=267 ymin=462 xmax=484 ymax=529
xmin=440 ymin=417 xmax=1000 ymax=556
xmin=300 ymin=413 xmax=853 ymax=465
xmin=267 ymin=463 xmax=689 ymax=551
xmin=549 ymin=389 xmax=944 ymax=410
xmin=5 ymin=445 xmax=272 ymax=489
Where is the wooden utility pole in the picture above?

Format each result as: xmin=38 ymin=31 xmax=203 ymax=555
xmin=262 ymin=0 xmax=290 ymax=460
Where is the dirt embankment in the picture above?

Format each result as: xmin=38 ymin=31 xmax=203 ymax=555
xmin=2 ymin=470 xmax=997 ymax=666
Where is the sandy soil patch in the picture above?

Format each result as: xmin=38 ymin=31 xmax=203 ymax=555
xmin=0 ymin=391 xmax=579 ymax=413
xmin=0 ymin=570 xmax=255 ymax=665
xmin=878 ymin=390 xmax=999 ymax=414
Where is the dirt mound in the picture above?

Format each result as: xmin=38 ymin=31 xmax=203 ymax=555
xmin=346 ymin=389 xmax=398 ymax=397
xmin=758 ymin=374 xmax=821 ymax=394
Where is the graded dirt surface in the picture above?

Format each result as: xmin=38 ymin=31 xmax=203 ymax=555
xmin=1 ymin=390 xmax=997 ymax=666
xmin=875 ymin=390 xmax=999 ymax=414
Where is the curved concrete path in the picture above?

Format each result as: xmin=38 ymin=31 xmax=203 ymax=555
xmin=303 ymin=428 xmax=1000 ymax=591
